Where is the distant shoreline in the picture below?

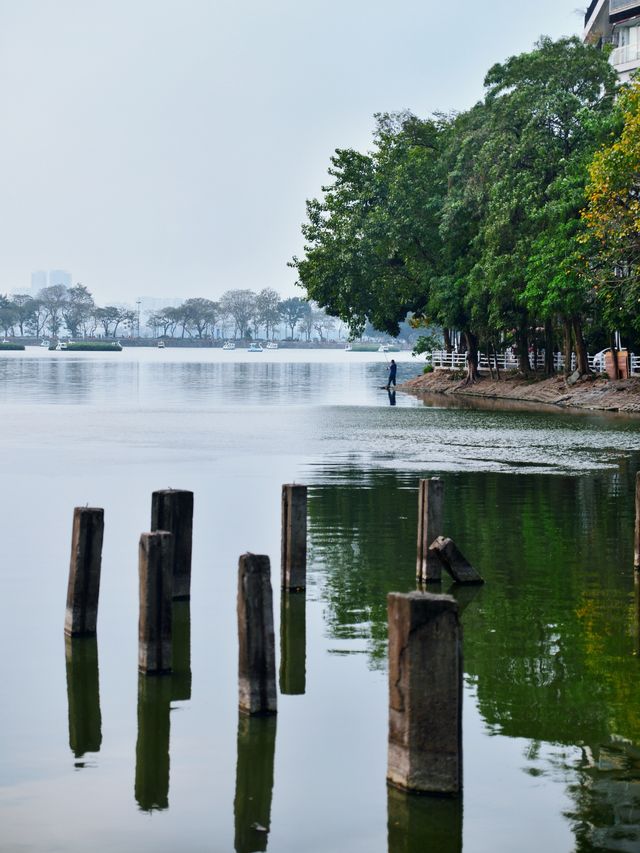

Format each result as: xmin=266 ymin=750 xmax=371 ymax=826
xmin=10 ymin=338 xmax=410 ymax=351
xmin=400 ymin=370 xmax=640 ymax=415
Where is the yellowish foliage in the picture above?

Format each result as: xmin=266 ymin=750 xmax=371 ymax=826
xmin=584 ymin=83 xmax=640 ymax=247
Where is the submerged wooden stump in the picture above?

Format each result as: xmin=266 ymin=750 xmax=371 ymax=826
xmin=387 ymin=592 xmax=462 ymax=795
xmin=281 ymin=484 xmax=307 ymax=590
xmin=138 ymin=531 xmax=174 ymax=675
xmin=417 ymin=479 xmax=444 ymax=583
xmin=64 ymin=507 xmax=104 ymax=637
xmin=151 ymin=489 xmax=194 ymax=600
xmin=238 ymin=554 xmax=277 ymax=715
xmin=429 ymin=537 xmax=484 ymax=585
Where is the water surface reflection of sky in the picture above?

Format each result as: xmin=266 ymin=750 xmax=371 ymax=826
xmin=1 ymin=349 xmax=639 ymax=852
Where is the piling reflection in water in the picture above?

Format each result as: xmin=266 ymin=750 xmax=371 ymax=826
xmin=135 ymin=674 xmax=171 ymax=812
xmin=65 ymin=635 xmax=102 ymax=762
xmin=234 ymin=714 xmax=277 ymax=853
xmin=387 ymin=785 xmax=462 ymax=853
xmin=171 ymin=601 xmax=192 ymax=702
xmin=279 ymin=591 xmax=306 ymax=695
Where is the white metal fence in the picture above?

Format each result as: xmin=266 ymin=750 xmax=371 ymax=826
xmin=427 ymin=350 xmax=640 ymax=375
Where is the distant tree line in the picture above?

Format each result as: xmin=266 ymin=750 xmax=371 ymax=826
xmin=292 ymin=36 xmax=640 ymax=381
xmin=0 ymin=284 xmax=341 ymax=342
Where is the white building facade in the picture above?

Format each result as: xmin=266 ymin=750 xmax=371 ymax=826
xmin=584 ymin=0 xmax=640 ymax=81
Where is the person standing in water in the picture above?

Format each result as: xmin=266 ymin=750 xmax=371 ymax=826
xmin=386 ymin=359 xmax=397 ymax=390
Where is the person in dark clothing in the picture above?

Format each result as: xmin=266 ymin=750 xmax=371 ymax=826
xmin=386 ymin=359 xmax=397 ymax=389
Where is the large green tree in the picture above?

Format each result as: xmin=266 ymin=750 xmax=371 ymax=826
xmin=292 ymin=36 xmax=617 ymax=382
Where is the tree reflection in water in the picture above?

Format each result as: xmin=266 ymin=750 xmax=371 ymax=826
xmin=306 ymin=462 xmax=640 ymax=851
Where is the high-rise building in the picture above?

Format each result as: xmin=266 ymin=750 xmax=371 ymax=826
xmin=30 ymin=271 xmax=47 ymax=295
xmin=584 ymin=1 xmax=640 ymax=81
xmin=49 ymin=270 xmax=72 ymax=288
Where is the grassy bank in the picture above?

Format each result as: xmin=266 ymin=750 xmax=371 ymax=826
xmin=48 ymin=341 xmax=123 ymax=352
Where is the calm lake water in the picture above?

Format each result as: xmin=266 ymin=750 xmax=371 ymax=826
xmin=1 ymin=347 xmax=640 ymax=853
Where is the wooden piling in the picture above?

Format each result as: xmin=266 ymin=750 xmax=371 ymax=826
xmin=387 ymin=592 xmax=462 ymax=795
xmin=635 ymin=472 xmax=640 ymax=569
xmin=238 ymin=554 xmax=277 ymax=715
xmin=416 ymin=479 xmax=444 ymax=583
xmin=64 ymin=507 xmax=104 ymax=637
xmin=281 ymin=484 xmax=307 ymax=590
xmin=138 ymin=531 xmax=173 ymax=675
xmin=151 ymin=489 xmax=194 ymax=600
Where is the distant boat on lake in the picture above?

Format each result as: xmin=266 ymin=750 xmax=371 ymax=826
xmin=344 ymin=343 xmax=353 ymax=352
xmin=266 ymin=342 xmax=278 ymax=350
xmin=222 ymin=341 xmax=236 ymax=350
xmin=248 ymin=343 xmax=263 ymax=353
xmin=157 ymin=340 xmax=165 ymax=349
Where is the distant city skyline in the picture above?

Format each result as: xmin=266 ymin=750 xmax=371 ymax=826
xmin=0 ymin=1 xmax=586 ymax=304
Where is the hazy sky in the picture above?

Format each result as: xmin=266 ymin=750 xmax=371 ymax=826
xmin=0 ymin=0 xmax=587 ymax=305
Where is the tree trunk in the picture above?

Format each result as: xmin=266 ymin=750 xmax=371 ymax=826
xmin=463 ymin=331 xmax=479 ymax=384
xmin=492 ymin=343 xmax=501 ymax=380
xmin=610 ymin=333 xmax=620 ymax=380
xmin=544 ymin=320 xmax=554 ymax=376
xmin=516 ymin=327 xmax=529 ymax=374
xmin=443 ymin=328 xmax=453 ymax=354
xmin=573 ymin=317 xmax=590 ymax=376
xmin=562 ymin=317 xmax=573 ymax=376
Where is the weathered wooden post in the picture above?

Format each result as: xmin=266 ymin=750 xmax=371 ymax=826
xmin=151 ymin=489 xmax=194 ymax=600
xmin=64 ymin=507 xmax=104 ymax=637
xmin=238 ymin=554 xmax=277 ymax=715
xmin=387 ymin=592 xmax=462 ymax=795
xmin=416 ymin=479 xmax=444 ymax=584
xmin=281 ymin=484 xmax=307 ymax=590
xmin=138 ymin=531 xmax=173 ymax=675
xmin=635 ymin=472 xmax=640 ymax=569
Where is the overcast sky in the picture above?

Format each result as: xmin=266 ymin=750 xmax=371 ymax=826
xmin=0 ymin=0 xmax=588 ymax=305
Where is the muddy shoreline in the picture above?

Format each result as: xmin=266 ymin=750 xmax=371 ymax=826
xmin=400 ymin=370 xmax=640 ymax=415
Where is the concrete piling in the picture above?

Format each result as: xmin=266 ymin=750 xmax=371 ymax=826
xmin=416 ymin=479 xmax=444 ymax=584
xmin=64 ymin=507 xmax=104 ymax=637
xmin=387 ymin=592 xmax=462 ymax=795
xmin=138 ymin=531 xmax=174 ymax=675
xmin=281 ymin=484 xmax=307 ymax=590
xmin=238 ymin=554 xmax=277 ymax=715
xmin=151 ymin=489 xmax=194 ymax=600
